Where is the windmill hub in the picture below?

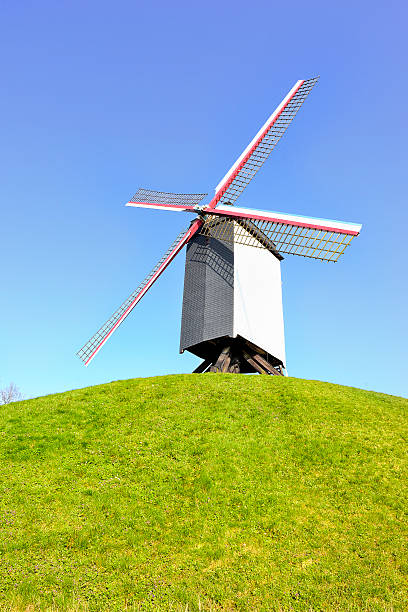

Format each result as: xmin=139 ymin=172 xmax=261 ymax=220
xmin=77 ymin=77 xmax=362 ymax=375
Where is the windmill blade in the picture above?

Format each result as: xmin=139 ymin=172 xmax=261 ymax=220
xmin=126 ymin=201 xmax=197 ymax=213
xmin=77 ymin=219 xmax=202 ymax=366
xmin=208 ymin=204 xmax=361 ymax=235
xmin=199 ymin=206 xmax=361 ymax=263
xmin=211 ymin=77 xmax=319 ymax=208
xmin=127 ymin=188 xmax=207 ymax=212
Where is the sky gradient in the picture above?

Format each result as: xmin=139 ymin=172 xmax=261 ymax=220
xmin=1 ymin=0 xmax=407 ymax=399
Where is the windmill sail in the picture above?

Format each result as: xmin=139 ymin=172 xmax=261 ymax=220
xmin=212 ymin=77 xmax=319 ymax=207
xmin=200 ymin=215 xmax=358 ymax=262
xmin=77 ymin=220 xmax=203 ymax=366
xmin=128 ymin=188 xmax=207 ymax=212
xmin=198 ymin=204 xmax=361 ymax=263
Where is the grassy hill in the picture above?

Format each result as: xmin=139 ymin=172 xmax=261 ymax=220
xmin=0 ymin=375 xmax=406 ymax=611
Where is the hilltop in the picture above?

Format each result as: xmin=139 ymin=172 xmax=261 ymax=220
xmin=0 ymin=375 xmax=406 ymax=611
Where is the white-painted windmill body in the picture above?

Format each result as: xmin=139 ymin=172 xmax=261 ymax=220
xmin=78 ymin=77 xmax=362 ymax=374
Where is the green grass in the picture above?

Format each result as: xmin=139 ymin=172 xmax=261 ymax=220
xmin=0 ymin=375 xmax=407 ymax=611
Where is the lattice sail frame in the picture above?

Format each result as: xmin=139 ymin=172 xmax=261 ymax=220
xmin=199 ymin=216 xmax=356 ymax=262
xmin=130 ymin=188 xmax=207 ymax=207
xmin=77 ymin=223 xmax=200 ymax=366
xmin=214 ymin=77 xmax=319 ymax=207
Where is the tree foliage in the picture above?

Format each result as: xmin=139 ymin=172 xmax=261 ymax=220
xmin=0 ymin=382 xmax=22 ymax=405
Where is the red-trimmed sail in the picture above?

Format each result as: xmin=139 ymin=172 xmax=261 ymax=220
xmin=199 ymin=214 xmax=360 ymax=263
xmin=77 ymin=220 xmax=202 ymax=366
xmin=210 ymin=77 xmax=319 ymax=207
xmin=205 ymin=204 xmax=361 ymax=236
xmin=129 ymin=188 xmax=207 ymax=208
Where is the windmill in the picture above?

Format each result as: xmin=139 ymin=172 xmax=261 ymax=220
xmin=77 ymin=76 xmax=362 ymax=375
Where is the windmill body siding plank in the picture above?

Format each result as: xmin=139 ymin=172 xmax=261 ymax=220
xmin=180 ymin=235 xmax=233 ymax=352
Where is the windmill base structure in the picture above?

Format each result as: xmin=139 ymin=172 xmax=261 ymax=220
xmin=180 ymin=226 xmax=286 ymax=375
xmin=77 ymin=76 xmax=362 ymax=374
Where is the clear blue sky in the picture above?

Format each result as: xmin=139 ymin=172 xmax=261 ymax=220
xmin=1 ymin=0 xmax=407 ymax=399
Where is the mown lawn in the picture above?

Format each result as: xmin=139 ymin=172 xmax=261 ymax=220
xmin=0 ymin=374 xmax=406 ymax=611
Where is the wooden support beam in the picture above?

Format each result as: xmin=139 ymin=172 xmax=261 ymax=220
xmin=243 ymin=351 xmax=267 ymax=375
xmin=211 ymin=345 xmax=231 ymax=373
xmin=252 ymin=353 xmax=284 ymax=376
xmin=231 ymin=361 xmax=241 ymax=373
xmin=228 ymin=358 xmax=239 ymax=374
xmin=221 ymin=353 xmax=231 ymax=372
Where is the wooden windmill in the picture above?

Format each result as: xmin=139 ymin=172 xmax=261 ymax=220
xmin=77 ymin=77 xmax=362 ymax=374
